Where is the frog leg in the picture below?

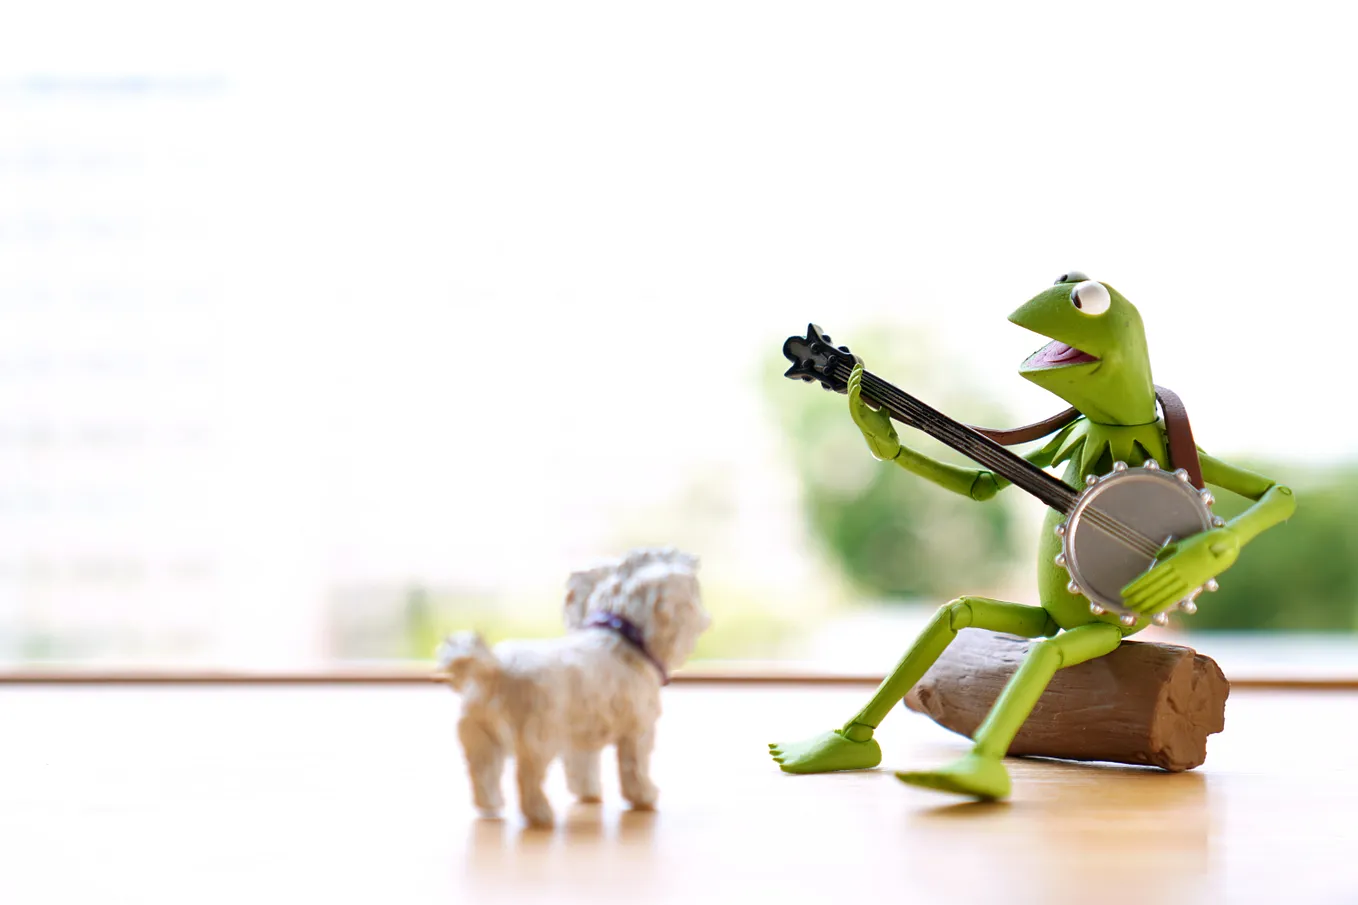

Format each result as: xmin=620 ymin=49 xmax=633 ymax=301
xmin=769 ymin=597 xmax=1058 ymax=774
xmin=896 ymin=622 xmax=1123 ymax=799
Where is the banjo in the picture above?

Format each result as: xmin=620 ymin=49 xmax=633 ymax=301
xmin=782 ymin=324 xmax=1222 ymax=626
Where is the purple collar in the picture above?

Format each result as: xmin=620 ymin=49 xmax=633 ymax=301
xmin=582 ymin=612 xmax=669 ymax=685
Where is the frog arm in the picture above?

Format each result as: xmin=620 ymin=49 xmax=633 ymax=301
xmin=1122 ymin=452 xmax=1295 ymax=614
xmin=891 ymin=431 xmax=1063 ymax=502
xmin=1200 ymin=452 xmax=1297 ymax=545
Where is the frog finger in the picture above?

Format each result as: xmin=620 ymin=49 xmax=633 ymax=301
xmin=1123 ymin=567 xmax=1185 ymax=601
xmin=1122 ymin=567 xmax=1178 ymax=599
xmin=1126 ymin=578 xmax=1188 ymax=614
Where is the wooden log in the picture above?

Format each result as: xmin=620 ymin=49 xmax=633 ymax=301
xmin=903 ymin=630 xmax=1229 ymax=771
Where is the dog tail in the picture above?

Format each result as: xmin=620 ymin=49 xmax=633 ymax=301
xmin=435 ymin=631 xmax=499 ymax=690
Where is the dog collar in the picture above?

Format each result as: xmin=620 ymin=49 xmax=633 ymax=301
xmin=582 ymin=612 xmax=669 ymax=685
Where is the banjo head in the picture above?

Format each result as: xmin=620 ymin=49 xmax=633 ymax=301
xmin=1060 ymin=463 xmax=1218 ymax=621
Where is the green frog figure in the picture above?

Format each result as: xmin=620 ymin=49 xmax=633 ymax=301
xmin=769 ymin=272 xmax=1295 ymax=799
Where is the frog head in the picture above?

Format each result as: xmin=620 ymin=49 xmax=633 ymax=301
xmin=1008 ymin=271 xmax=1157 ymax=425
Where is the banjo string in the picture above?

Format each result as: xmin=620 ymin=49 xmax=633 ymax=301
xmin=1077 ymin=507 xmax=1164 ymax=558
xmin=855 ymin=369 xmax=1166 ymax=559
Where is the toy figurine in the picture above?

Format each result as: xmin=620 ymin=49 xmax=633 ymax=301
xmin=771 ymin=272 xmax=1295 ymax=799
xmin=437 ymin=548 xmax=709 ymax=827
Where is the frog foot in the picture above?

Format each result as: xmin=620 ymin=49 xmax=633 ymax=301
xmin=896 ymin=752 xmax=1011 ymax=800
xmin=769 ymin=729 xmax=882 ymax=774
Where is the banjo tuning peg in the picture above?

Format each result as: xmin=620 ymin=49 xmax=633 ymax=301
xmin=1152 ymin=612 xmax=1170 ymax=627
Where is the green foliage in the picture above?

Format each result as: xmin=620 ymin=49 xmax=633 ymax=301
xmin=764 ymin=324 xmax=1021 ymax=600
xmin=1189 ymin=465 xmax=1358 ymax=632
xmin=804 ymin=463 xmax=1015 ymax=599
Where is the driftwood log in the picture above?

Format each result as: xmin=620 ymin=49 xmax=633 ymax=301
xmin=903 ymin=630 xmax=1229 ymax=771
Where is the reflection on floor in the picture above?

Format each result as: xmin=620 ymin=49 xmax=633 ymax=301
xmin=0 ymin=685 xmax=1355 ymax=904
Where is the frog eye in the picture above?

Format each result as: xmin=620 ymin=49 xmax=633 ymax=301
xmin=1070 ymin=280 xmax=1111 ymax=315
xmin=1054 ymin=270 xmax=1089 ymax=284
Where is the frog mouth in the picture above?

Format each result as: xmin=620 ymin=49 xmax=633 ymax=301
xmin=1023 ymin=340 xmax=1099 ymax=369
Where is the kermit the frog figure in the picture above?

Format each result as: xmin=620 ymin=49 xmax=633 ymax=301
xmin=768 ymin=272 xmax=1295 ymax=799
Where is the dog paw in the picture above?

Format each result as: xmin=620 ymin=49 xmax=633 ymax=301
xmin=472 ymin=790 xmax=505 ymax=813
xmin=622 ymin=784 xmax=659 ymax=811
xmin=521 ymin=800 xmax=555 ymax=828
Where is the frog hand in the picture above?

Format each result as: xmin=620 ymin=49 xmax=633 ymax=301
xmin=1120 ymin=527 xmax=1240 ymax=616
xmin=848 ymin=363 xmax=900 ymax=461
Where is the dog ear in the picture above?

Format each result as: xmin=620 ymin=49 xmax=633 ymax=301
xmin=564 ymin=563 xmax=615 ymax=628
xmin=564 ymin=573 xmax=592 ymax=628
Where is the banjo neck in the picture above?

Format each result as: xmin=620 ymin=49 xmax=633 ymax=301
xmin=850 ymin=366 xmax=1079 ymax=514
xmin=782 ymin=324 xmax=1080 ymax=514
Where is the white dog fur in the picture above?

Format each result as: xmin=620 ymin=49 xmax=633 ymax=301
xmin=437 ymin=548 xmax=709 ymax=827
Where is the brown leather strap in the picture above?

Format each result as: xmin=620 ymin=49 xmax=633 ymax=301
xmin=966 ymin=407 xmax=1081 ymax=446
xmin=1154 ymin=384 xmax=1204 ymax=489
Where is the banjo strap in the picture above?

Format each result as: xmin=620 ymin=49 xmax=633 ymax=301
xmin=966 ymin=386 xmax=1205 ymax=490
xmin=1153 ymin=384 xmax=1205 ymax=490
xmin=967 ymin=407 xmax=1081 ymax=446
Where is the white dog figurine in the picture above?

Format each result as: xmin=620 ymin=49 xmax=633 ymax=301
xmin=436 ymin=548 xmax=710 ymax=827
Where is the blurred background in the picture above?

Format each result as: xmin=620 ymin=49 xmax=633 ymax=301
xmin=1 ymin=1 xmax=1356 ymax=675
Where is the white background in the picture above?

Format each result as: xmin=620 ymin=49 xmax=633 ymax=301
xmin=0 ymin=1 xmax=1353 ymax=662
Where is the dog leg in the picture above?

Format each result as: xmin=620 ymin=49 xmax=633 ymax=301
xmin=458 ymin=714 xmax=506 ymax=817
xmin=564 ymin=749 xmax=603 ymax=803
xmin=617 ymin=730 xmax=658 ymax=810
xmin=514 ymin=737 xmax=556 ymax=828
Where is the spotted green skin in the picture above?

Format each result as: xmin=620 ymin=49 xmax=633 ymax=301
xmin=769 ymin=273 xmax=1296 ymax=797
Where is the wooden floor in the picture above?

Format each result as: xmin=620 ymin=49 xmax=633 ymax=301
xmin=2 ymin=685 xmax=1356 ymax=905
